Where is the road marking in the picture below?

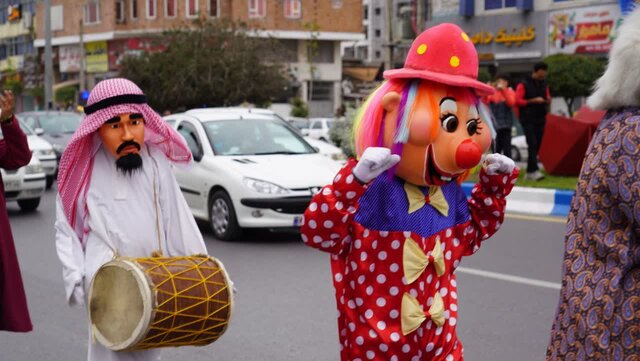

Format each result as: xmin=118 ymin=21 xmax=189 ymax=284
xmin=457 ymin=266 xmax=561 ymax=290
xmin=506 ymin=213 xmax=567 ymax=224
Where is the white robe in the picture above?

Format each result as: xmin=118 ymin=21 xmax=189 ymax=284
xmin=55 ymin=146 xmax=208 ymax=361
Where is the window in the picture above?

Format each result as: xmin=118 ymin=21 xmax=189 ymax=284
xmin=131 ymin=0 xmax=138 ymax=19
xmin=248 ymin=0 xmax=266 ymax=18
xmin=310 ymin=41 xmax=334 ymax=63
xmin=115 ymin=0 xmax=125 ymax=23
xmin=374 ymin=7 xmax=381 ymax=15
xmin=51 ymin=5 xmax=64 ymax=31
xmin=165 ymin=0 xmax=176 ymax=18
xmin=177 ymin=122 xmax=203 ymax=160
xmin=146 ymin=0 xmax=156 ymax=19
xmin=84 ymin=2 xmax=100 ymax=24
xmin=208 ymin=0 xmax=219 ymax=17
xmin=485 ymin=0 xmax=516 ymax=10
xmin=364 ymin=6 xmax=368 ymax=20
xmin=375 ymin=50 xmax=381 ymax=59
xmin=186 ymin=0 xmax=198 ymax=18
xmin=284 ymin=0 xmax=301 ymax=19
xmin=375 ymin=29 xmax=381 ymax=37
xmin=310 ymin=82 xmax=334 ymax=101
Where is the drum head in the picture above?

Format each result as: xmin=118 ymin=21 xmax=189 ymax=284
xmin=89 ymin=260 xmax=153 ymax=351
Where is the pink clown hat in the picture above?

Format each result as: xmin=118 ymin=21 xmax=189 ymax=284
xmin=384 ymin=23 xmax=494 ymax=96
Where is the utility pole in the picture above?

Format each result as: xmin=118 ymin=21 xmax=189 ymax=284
xmin=416 ymin=0 xmax=424 ymax=33
xmin=79 ymin=16 xmax=85 ymax=94
xmin=44 ymin=0 xmax=53 ymax=110
xmin=385 ymin=0 xmax=394 ymax=71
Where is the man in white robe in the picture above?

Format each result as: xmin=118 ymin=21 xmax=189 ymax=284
xmin=55 ymin=78 xmax=207 ymax=361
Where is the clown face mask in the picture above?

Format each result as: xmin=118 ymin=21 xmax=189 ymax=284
xmin=97 ymin=113 xmax=145 ymax=176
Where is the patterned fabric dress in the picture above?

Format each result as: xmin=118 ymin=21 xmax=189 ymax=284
xmin=302 ymin=159 xmax=518 ymax=361
xmin=547 ymin=107 xmax=640 ymax=360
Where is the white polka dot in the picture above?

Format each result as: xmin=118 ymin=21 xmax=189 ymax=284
xmin=354 ymin=239 xmax=362 ymax=249
xmin=324 ymin=220 xmax=334 ymax=228
xmin=367 ymin=351 xmax=375 ymax=360
xmin=348 ymin=206 xmax=357 ymax=213
xmin=435 ymin=326 xmax=443 ymax=335
xmin=356 ymin=298 xmax=364 ymax=306
xmin=322 ymin=188 xmax=332 ymax=195
xmin=453 ymin=260 xmax=460 ymax=268
xmin=355 ymin=336 xmax=364 ymax=345
xmin=349 ymin=322 xmax=356 ymax=331
xmin=309 ymin=202 xmax=318 ymax=211
xmin=483 ymin=197 xmax=493 ymax=206
xmin=403 ymin=231 xmax=412 ymax=237
xmin=301 ymin=234 xmax=308 ymax=242
xmin=377 ymin=321 xmax=386 ymax=330
xmin=346 ymin=191 xmax=357 ymax=199
xmin=410 ymin=289 xmax=418 ymax=298
xmin=369 ymin=329 xmax=377 ymax=338
xmin=426 ymin=274 xmax=433 ymax=283
xmin=335 ymin=273 xmax=343 ymax=282
xmin=446 ymin=333 xmax=452 ymax=342
xmin=351 ymin=261 xmax=358 ymax=271
xmin=426 ymin=343 xmax=434 ymax=352
xmin=444 ymin=310 xmax=450 ymax=319
xmin=369 ymin=263 xmax=376 ymax=272
xmin=308 ymin=220 xmax=317 ymax=229
xmin=376 ymin=274 xmax=386 ymax=284
xmin=342 ymin=214 xmax=349 ymax=223
xmin=440 ymin=288 xmax=448 ymax=297
xmin=390 ymin=356 xmax=398 ymax=361
xmin=346 ymin=174 xmax=354 ymax=184
xmin=451 ymin=279 xmax=457 ymax=287
xmin=480 ymin=220 xmax=489 ymax=228
xmin=376 ymin=297 xmax=386 ymax=307
xmin=330 ymin=233 xmax=340 ymax=239
xmin=365 ymin=309 xmax=374 ymax=319
xmin=335 ymin=191 xmax=342 ymax=197
xmin=435 ymin=347 xmax=443 ymax=356
xmin=321 ymin=241 xmax=332 ymax=248
xmin=419 ymin=281 xmax=425 ymax=291
xmin=361 ymin=252 xmax=368 ymax=261
xmin=379 ymin=343 xmax=388 ymax=352
xmin=363 ymin=229 xmax=370 ymax=237
xmin=350 ymin=281 xmax=356 ymax=289
xmin=335 ymin=201 xmax=344 ymax=210
xmin=451 ymin=291 xmax=458 ymax=299
xmin=320 ymin=203 xmax=329 ymax=213
xmin=445 ymin=250 xmax=452 ymax=260
xmin=451 ymin=303 xmax=458 ymax=312
xmin=378 ymin=251 xmax=388 ymax=260
xmin=366 ymin=286 xmax=374 ymax=295
xmin=380 ymin=231 xmax=389 ymax=237
xmin=358 ymin=275 xmax=365 ymax=284
xmin=446 ymin=355 xmax=454 ymax=361
xmin=412 ymin=356 xmax=420 ymax=361
xmin=390 ymin=263 xmax=399 ymax=272
xmin=391 ymin=240 xmax=401 ymax=249
xmin=372 ymin=240 xmax=378 ymax=249
xmin=449 ymin=317 xmax=457 ymax=326
xmin=313 ymin=235 xmax=322 ymax=244
xmin=427 ymin=297 xmax=433 ymax=306
xmin=390 ymin=332 xmax=400 ymax=342
xmin=389 ymin=286 xmax=399 ymax=296
xmin=389 ymin=309 xmax=399 ymax=319
xmin=334 ymin=174 xmax=342 ymax=182
xmin=402 ymin=344 xmax=411 ymax=353
xmin=348 ymin=300 xmax=356 ymax=309
xmin=453 ymin=238 xmax=460 ymax=247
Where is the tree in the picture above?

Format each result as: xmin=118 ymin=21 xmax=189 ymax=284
xmin=119 ymin=19 xmax=290 ymax=111
xmin=544 ymin=54 xmax=604 ymax=114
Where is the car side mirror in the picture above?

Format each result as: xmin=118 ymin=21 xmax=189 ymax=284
xmin=35 ymin=128 xmax=44 ymax=136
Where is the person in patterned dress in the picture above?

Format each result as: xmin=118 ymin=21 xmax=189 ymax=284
xmin=546 ymin=7 xmax=640 ymax=360
xmin=301 ymin=23 xmax=519 ymax=361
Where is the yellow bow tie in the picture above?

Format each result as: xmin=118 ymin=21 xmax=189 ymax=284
xmin=403 ymin=237 xmax=445 ymax=284
xmin=404 ymin=183 xmax=449 ymax=216
xmin=401 ymin=292 xmax=445 ymax=335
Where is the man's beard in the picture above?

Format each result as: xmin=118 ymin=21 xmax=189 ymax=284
xmin=116 ymin=153 xmax=143 ymax=176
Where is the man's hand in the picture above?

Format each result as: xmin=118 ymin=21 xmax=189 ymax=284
xmin=529 ymin=97 xmax=546 ymax=104
xmin=352 ymin=147 xmax=401 ymax=184
xmin=0 ymin=90 xmax=15 ymax=123
xmin=483 ymin=153 xmax=516 ymax=175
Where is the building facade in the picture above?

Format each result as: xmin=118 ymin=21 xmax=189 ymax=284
xmin=34 ymin=0 xmax=364 ymax=116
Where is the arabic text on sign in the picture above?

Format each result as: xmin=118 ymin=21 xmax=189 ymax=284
xmin=470 ymin=26 xmax=535 ymax=47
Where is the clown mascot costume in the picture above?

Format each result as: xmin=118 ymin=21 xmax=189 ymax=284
xmin=302 ymin=24 xmax=519 ymax=360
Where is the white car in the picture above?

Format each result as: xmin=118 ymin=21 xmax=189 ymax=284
xmin=511 ymin=135 xmax=528 ymax=163
xmin=18 ymin=120 xmax=58 ymax=188
xmin=307 ymin=117 xmax=335 ymax=142
xmin=2 ymin=156 xmax=46 ymax=211
xmin=164 ymin=109 xmax=343 ymax=241
xmin=304 ymin=136 xmax=346 ymax=163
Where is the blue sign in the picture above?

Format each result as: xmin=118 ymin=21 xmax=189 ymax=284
xmin=620 ymin=0 xmax=638 ymax=15
xmin=80 ymin=90 xmax=90 ymax=101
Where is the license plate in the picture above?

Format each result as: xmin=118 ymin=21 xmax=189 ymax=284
xmin=4 ymin=180 xmax=20 ymax=191
xmin=293 ymin=216 xmax=304 ymax=227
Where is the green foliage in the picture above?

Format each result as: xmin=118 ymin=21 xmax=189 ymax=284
xmin=290 ymin=97 xmax=308 ymax=118
xmin=543 ymin=54 xmax=604 ymax=114
xmin=477 ymin=68 xmax=491 ymax=84
xmin=119 ymin=19 xmax=289 ymax=111
xmin=329 ymin=107 xmax=356 ymax=158
xmin=55 ymin=85 xmax=77 ymax=104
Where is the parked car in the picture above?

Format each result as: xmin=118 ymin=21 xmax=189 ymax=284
xmin=307 ymin=117 xmax=335 ymax=142
xmin=304 ymin=136 xmax=346 ymax=163
xmin=2 ymin=156 xmax=46 ymax=211
xmin=164 ymin=109 xmax=342 ymax=241
xmin=16 ymin=111 xmax=83 ymax=160
xmin=511 ymin=135 xmax=528 ymax=163
xmin=17 ymin=119 xmax=58 ymax=189
xmin=286 ymin=116 xmax=311 ymax=136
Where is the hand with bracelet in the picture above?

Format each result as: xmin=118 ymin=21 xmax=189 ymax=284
xmin=0 ymin=90 xmax=15 ymax=125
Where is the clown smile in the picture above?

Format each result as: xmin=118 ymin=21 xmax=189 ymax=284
xmin=425 ymin=146 xmax=455 ymax=186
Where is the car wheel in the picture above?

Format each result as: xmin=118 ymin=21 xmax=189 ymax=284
xmin=46 ymin=175 xmax=54 ymax=189
xmin=209 ymin=190 xmax=242 ymax=241
xmin=18 ymin=198 xmax=40 ymax=212
xmin=511 ymin=146 xmax=521 ymax=162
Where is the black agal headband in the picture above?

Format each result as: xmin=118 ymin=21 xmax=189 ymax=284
xmin=84 ymin=94 xmax=147 ymax=115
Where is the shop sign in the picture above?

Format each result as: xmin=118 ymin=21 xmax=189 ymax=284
xmin=549 ymin=4 xmax=623 ymax=55
xmin=470 ymin=26 xmax=536 ymax=47
xmin=85 ymin=41 xmax=108 ymax=73
xmin=59 ymin=45 xmax=81 ymax=73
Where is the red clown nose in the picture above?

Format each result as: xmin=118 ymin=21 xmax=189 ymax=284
xmin=455 ymin=140 xmax=482 ymax=169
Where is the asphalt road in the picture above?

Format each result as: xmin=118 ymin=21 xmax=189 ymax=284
xmin=1 ymin=187 xmax=567 ymax=361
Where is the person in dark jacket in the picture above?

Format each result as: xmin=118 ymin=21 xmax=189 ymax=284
xmin=0 ymin=90 xmax=33 ymax=332
xmin=483 ymin=74 xmax=517 ymax=159
xmin=515 ymin=62 xmax=551 ymax=181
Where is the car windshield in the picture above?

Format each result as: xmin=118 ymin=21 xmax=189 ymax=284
xmin=203 ymin=118 xmax=315 ymax=156
xmin=32 ymin=113 xmax=82 ymax=134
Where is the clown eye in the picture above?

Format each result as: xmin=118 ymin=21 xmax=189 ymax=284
xmin=441 ymin=114 xmax=458 ymax=133
xmin=466 ymin=119 xmax=483 ymax=136
xmin=109 ymin=123 xmax=120 ymax=129
xmin=131 ymin=119 xmax=141 ymax=126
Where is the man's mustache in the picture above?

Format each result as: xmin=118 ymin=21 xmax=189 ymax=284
xmin=116 ymin=141 xmax=141 ymax=154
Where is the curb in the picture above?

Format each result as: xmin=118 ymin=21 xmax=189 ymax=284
xmin=461 ymin=183 xmax=574 ymax=217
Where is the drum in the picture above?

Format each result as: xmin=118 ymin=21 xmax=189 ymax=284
xmin=88 ymin=255 xmax=233 ymax=351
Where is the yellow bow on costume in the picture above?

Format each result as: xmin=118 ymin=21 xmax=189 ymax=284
xmin=401 ymin=292 xmax=445 ymax=335
xmin=403 ymin=237 xmax=445 ymax=284
xmin=404 ymin=183 xmax=449 ymax=216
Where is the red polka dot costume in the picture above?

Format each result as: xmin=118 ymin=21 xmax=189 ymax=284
xmin=302 ymin=23 xmax=520 ymax=361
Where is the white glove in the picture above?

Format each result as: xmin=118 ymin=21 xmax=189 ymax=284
xmin=353 ymin=147 xmax=401 ymax=184
xmin=483 ymin=153 xmax=516 ymax=175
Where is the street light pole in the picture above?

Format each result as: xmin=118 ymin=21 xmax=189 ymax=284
xmin=44 ymin=0 xmax=53 ymax=110
xmin=384 ymin=0 xmax=394 ymax=71
xmin=79 ymin=16 xmax=85 ymax=94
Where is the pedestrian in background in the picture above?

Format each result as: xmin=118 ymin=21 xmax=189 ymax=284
xmin=546 ymin=7 xmax=640 ymax=359
xmin=516 ymin=62 xmax=551 ymax=181
xmin=483 ymin=74 xmax=516 ymax=159
xmin=0 ymin=90 xmax=33 ymax=333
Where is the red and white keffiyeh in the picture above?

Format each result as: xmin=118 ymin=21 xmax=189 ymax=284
xmin=57 ymin=78 xmax=192 ymax=243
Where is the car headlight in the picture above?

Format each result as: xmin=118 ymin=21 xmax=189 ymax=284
xmin=52 ymin=143 xmax=65 ymax=154
xmin=243 ymin=178 xmax=290 ymax=194
xmin=34 ymin=149 xmax=55 ymax=157
xmin=25 ymin=163 xmax=44 ymax=174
